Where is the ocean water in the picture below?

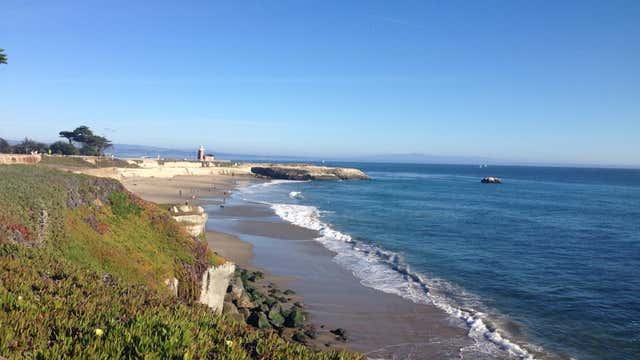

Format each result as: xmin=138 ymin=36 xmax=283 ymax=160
xmin=237 ymin=163 xmax=640 ymax=360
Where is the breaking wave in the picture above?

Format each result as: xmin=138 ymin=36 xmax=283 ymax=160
xmin=270 ymin=202 xmax=538 ymax=360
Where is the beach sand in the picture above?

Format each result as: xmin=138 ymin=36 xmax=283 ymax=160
xmin=121 ymin=174 xmax=478 ymax=359
xmin=120 ymin=174 xmax=250 ymax=206
xmin=207 ymin=201 xmax=476 ymax=359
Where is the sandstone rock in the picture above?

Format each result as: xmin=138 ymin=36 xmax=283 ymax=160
xmin=236 ymin=293 xmax=255 ymax=309
xmin=239 ymin=308 xmax=251 ymax=320
xmin=250 ymin=165 xmax=369 ymax=181
xmin=223 ymin=301 xmax=239 ymax=315
xmin=164 ymin=277 xmax=179 ymax=297
xmin=198 ymin=262 xmax=236 ymax=314
xmin=228 ymin=277 xmax=245 ymax=301
xmin=171 ymin=212 xmax=207 ymax=237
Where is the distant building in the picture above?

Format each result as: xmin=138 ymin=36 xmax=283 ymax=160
xmin=197 ymin=145 xmax=205 ymax=161
xmin=204 ymin=154 xmax=215 ymax=162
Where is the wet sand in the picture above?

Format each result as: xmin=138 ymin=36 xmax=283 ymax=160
xmin=206 ymin=201 xmax=476 ymax=359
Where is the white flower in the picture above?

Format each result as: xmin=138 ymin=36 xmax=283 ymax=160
xmin=225 ymin=340 xmax=233 ymax=347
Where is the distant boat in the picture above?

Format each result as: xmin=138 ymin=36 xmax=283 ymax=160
xmin=479 ymin=164 xmax=488 ymax=168
xmin=481 ymin=176 xmax=501 ymax=184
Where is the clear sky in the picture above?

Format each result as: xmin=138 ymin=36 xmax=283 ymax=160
xmin=1 ymin=0 xmax=639 ymax=166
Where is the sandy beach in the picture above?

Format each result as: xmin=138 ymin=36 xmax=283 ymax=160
xmin=121 ymin=173 xmax=477 ymax=359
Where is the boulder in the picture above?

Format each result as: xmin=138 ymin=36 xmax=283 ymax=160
xmin=330 ymin=328 xmax=348 ymax=341
xmin=223 ymin=301 xmax=244 ymax=322
xmin=228 ymin=277 xmax=245 ymax=301
xmin=223 ymin=301 xmax=239 ymax=315
xmin=284 ymin=307 xmax=305 ymax=328
xmin=239 ymin=308 xmax=251 ymax=320
xmin=235 ymin=293 xmax=255 ymax=309
xmin=247 ymin=311 xmax=271 ymax=329
xmin=268 ymin=307 xmax=285 ymax=328
xmin=292 ymin=331 xmax=307 ymax=343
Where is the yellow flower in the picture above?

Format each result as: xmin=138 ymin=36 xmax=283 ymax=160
xmin=17 ymin=296 xmax=23 ymax=301
xmin=225 ymin=340 xmax=233 ymax=347
xmin=94 ymin=328 xmax=104 ymax=337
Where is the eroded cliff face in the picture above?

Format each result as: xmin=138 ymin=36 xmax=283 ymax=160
xmin=199 ymin=262 xmax=236 ymax=314
xmin=170 ymin=205 xmax=208 ymax=237
xmin=0 ymin=154 xmax=41 ymax=164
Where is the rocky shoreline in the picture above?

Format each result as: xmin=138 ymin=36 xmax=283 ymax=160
xmin=222 ymin=267 xmax=348 ymax=349
xmin=112 ymin=172 xmax=351 ymax=351
xmin=250 ymin=165 xmax=370 ymax=181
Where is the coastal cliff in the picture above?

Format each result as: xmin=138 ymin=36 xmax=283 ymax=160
xmin=0 ymin=164 xmax=361 ymax=359
xmin=251 ymin=164 xmax=370 ymax=180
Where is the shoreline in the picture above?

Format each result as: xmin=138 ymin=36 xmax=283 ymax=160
xmin=204 ymin=182 xmax=480 ymax=358
xmin=119 ymin=172 xmax=531 ymax=359
xmin=120 ymin=174 xmax=346 ymax=350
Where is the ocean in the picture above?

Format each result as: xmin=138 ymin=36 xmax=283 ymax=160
xmin=235 ymin=163 xmax=640 ymax=360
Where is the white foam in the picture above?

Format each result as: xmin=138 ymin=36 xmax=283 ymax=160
xmin=289 ymin=191 xmax=303 ymax=199
xmin=262 ymin=179 xmax=308 ymax=187
xmin=270 ymin=202 xmax=536 ymax=360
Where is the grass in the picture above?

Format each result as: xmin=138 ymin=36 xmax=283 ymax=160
xmin=0 ymin=165 xmax=208 ymax=287
xmin=0 ymin=165 xmax=362 ymax=359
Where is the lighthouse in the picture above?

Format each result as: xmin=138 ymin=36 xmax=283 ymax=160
xmin=197 ymin=145 xmax=205 ymax=161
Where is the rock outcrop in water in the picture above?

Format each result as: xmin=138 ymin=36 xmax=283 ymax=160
xmin=251 ymin=165 xmax=369 ymax=180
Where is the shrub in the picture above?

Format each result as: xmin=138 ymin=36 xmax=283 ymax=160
xmin=0 ymin=138 xmax=11 ymax=153
xmin=49 ymin=141 xmax=78 ymax=155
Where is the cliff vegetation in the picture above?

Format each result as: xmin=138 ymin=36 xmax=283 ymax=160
xmin=0 ymin=165 xmax=361 ymax=359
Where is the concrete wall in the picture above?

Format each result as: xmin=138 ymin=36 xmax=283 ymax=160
xmin=77 ymin=164 xmax=254 ymax=179
xmin=0 ymin=154 xmax=42 ymax=165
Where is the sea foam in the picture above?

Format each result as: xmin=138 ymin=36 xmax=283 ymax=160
xmin=289 ymin=191 xmax=303 ymax=199
xmin=270 ymin=202 xmax=536 ymax=360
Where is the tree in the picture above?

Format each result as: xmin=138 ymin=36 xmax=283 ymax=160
xmin=87 ymin=135 xmax=112 ymax=155
xmin=59 ymin=131 xmax=75 ymax=144
xmin=12 ymin=138 xmax=48 ymax=154
xmin=0 ymin=49 xmax=6 ymax=65
xmin=49 ymin=141 xmax=78 ymax=155
xmin=0 ymin=138 xmax=12 ymax=153
xmin=58 ymin=125 xmax=112 ymax=156
xmin=71 ymin=126 xmax=94 ymax=144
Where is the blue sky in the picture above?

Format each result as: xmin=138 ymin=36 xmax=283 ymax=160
xmin=1 ymin=0 xmax=639 ymax=166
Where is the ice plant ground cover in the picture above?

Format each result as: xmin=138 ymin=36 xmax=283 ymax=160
xmin=0 ymin=165 xmax=361 ymax=359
